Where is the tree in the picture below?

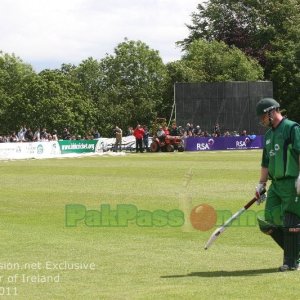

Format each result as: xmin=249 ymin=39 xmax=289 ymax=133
xmin=178 ymin=39 xmax=263 ymax=82
xmin=179 ymin=0 xmax=300 ymax=67
xmin=179 ymin=0 xmax=300 ymax=121
xmin=0 ymin=52 xmax=36 ymax=132
xmin=98 ymin=39 xmax=169 ymax=133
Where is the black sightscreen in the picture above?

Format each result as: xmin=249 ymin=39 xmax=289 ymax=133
xmin=175 ymin=81 xmax=273 ymax=135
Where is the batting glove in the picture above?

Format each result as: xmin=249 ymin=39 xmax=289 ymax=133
xmin=296 ymin=173 xmax=300 ymax=195
xmin=256 ymin=182 xmax=267 ymax=205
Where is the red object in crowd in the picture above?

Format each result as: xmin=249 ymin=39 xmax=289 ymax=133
xmin=133 ymin=126 xmax=144 ymax=139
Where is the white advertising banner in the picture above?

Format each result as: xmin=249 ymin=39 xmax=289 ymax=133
xmin=0 ymin=142 xmax=61 ymax=160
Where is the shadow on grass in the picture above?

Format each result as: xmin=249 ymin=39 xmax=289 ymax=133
xmin=161 ymin=268 xmax=278 ymax=278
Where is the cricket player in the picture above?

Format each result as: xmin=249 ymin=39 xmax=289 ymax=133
xmin=255 ymin=98 xmax=300 ymax=271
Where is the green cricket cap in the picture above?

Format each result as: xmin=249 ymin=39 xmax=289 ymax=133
xmin=256 ymin=98 xmax=280 ymax=116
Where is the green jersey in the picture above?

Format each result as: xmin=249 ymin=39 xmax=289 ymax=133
xmin=261 ymin=118 xmax=300 ymax=180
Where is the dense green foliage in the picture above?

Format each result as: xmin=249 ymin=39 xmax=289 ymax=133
xmin=179 ymin=0 xmax=300 ymax=122
xmin=0 ymin=1 xmax=299 ymax=135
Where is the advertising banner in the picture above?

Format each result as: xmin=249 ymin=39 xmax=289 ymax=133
xmin=0 ymin=142 xmax=60 ymax=160
xmin=58 ymin=140 xmax=98 ymax=154
xmin=184 ymin=135 xmax=263 ymax=151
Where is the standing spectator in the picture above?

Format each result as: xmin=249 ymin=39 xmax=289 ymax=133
xmin=52 ymin=130 xmax=58 ymax=141
xmin=10 ymin=132 xmax=18 ymax=142
xmin=114 ymin=126 xmax=123 ymax=152
xmin=25 ymin=127 xmax=33 ymax=141
xmin=33 ymin=128 xmax=40 ymax=141
xmin=40 ymin=128 xmax=48 ymax=140
xmin=93 ymin=129 xmax=101 ymax=139
xmin=127 ymin=126 xmax=134 ymax=136
xmin=62 ymin=128 xmax=71 ymax=140
xmin=193 ymin=125 xmax=201 ymax=136
xmin=213 ymin=123 xmax=221 ymax=137
xmin=240 ymin=129 xmax=247 ymax=136
xmin=157 ymin=126 xmax=166 ymax=142
xmin=170 ymin=123 xmax=179 ymax=136
xmin=18 ymin=126 xmax=26 ymax=142
xmin=143 ymin=125 xmax=149 ymax=152
xmin=133 ymin=124 xmax=144 ymax=153
xmin=163 ymin=125 xmax=170 ymax=136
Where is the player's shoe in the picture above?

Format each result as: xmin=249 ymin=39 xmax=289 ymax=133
xmin=278 ymin=264 xmax=299 ymax=272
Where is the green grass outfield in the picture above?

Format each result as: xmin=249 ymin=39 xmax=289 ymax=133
xmin=0 ymin=151 xmax=299 ymax=299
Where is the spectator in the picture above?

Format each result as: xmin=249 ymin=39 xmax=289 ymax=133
xmin=40 ymin=128 xmax=48 ymax=140
xmin=52 ymin=130 xmax=58 ymax=141
xmin=170 ymin=123 xmax=179 ymax=136
xmin=93 ymin=129 xmax=101 ymax=139
xmin=18 ymin=126 xmax=26 ymax=142
xmin=114 ymin=126 xmax=123 ymax=152
xmin=240 ymin=129 xmax=247 ymax=136
xmin=33 ymin=128 xmax=40 ymax=141
xmin=223 ymin=130 xmax=231 ymax=137
xmin=62 ymin=128 xmax=71 ymax=140
xmin=163 ymin=125 xmax=170 ymax=136
xmin=133 ymin=124 xmax=144 ymax=153
xmin=193 ymin=125 xmax=201 ymax=136
xmin=25 ymin=127 xmax=33 ymax=141
xmin=157 ymin=126 xmax=166 ymax=142
xmin=143 ymin=125 xmax=149 ymax=152
xmin=213 ymin=123 xmax=221 ymax=137
xmin=127 ymin=126 xmax=134 ymax=136
xmin=185 ymin=123 xmax=194 ymax=136
xmin=10 ymin=132 xmax=18 ymax=142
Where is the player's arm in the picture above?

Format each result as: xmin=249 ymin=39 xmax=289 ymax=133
xmin=259 ymin=166 xmax=269 ymax=184
xmin=297 ymin=156 xmax=300 ymax=194
xmin=293 ymin=125 xmax=300 ymax=194
xmin=255 ymin=145 xmax=269 ymax=203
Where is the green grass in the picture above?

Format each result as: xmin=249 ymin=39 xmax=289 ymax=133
xmin=0 ymin=151 xmax=298 ymax=299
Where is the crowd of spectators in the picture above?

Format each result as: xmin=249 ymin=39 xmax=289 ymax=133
xmin=0 ymin=122 xmax=251 ymax=144
xmin=0 ymin=127 xmax=101 ymax=143
xmin=168 ymin=122 xmax=250 ymax=138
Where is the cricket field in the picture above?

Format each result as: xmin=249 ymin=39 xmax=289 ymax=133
xmin=0 ymin=151 xmax=299 ymax=299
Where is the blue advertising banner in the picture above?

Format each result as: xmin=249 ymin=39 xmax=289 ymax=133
xmin=184 ymin=135 xmax=263 ymax=151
